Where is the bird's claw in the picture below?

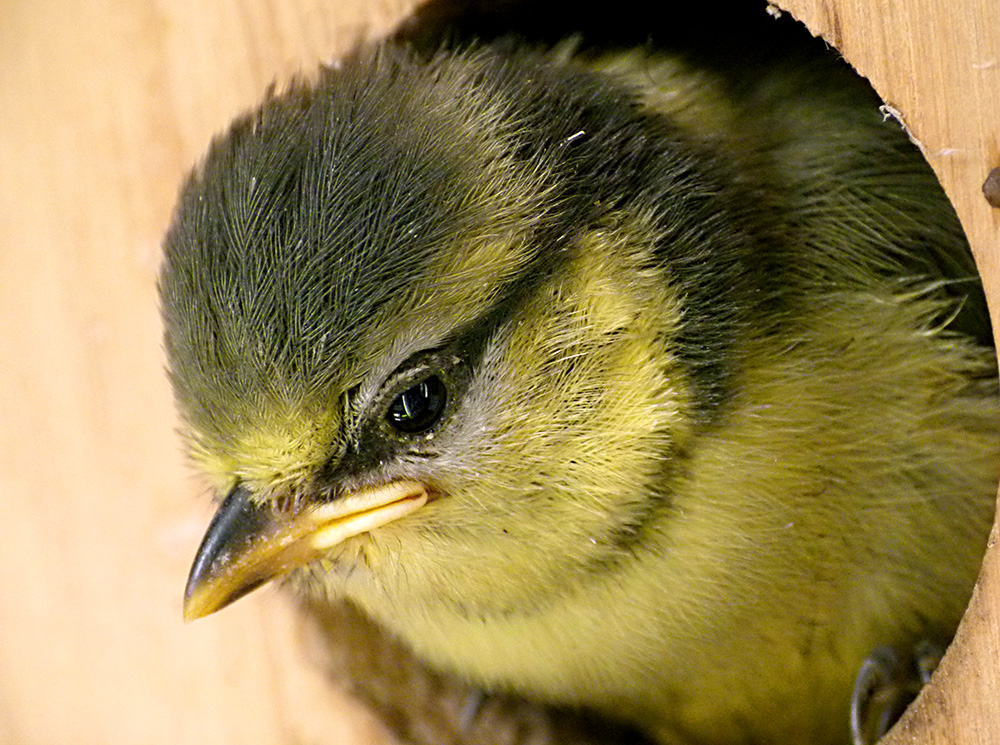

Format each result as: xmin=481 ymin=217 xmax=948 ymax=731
xmin=850 ymin=642 xmax=944 ymax=745
xmin=458 ymin=688 xmax=487 ymax=731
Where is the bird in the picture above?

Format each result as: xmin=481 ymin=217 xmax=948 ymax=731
xmin=159 ymin=36 xmax=1000 ymax=745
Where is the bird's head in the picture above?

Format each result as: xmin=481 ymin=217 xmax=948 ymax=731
xmin=162 ymin=43 xmax=749 ymax=624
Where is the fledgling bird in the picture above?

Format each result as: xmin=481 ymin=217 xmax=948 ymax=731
xmin=160 ymin=39 xmax=1000 ymax=745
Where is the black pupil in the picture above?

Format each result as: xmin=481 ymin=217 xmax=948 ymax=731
xmin=387 ymin=376 xmax=447 ymax=433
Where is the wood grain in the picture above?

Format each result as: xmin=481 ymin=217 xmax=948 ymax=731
xmin=0 ymin=1 xmax=996 ymax=744
xmin=0 ymin=2 xmax=416 ymax=744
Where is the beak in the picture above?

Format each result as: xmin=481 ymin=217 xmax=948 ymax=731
xmin=183 ymin=480 xmax=428 ymax=622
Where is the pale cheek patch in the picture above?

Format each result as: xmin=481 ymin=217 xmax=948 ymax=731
xmin=472 ymin=221 xmax=693 ymax=510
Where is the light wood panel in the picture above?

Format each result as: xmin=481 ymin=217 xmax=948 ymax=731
xmin=0 ymin=2 xmax=415 ymax=743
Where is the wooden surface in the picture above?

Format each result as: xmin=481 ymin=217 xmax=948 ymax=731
xmin=0 ymin=2 xmax=416 ymax=744
xmin=0 ymin=1 xmax=997 ymax=744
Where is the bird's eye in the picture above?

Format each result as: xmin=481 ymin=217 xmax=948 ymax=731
xmin=386 ymin=376 xmax=447 ymax=434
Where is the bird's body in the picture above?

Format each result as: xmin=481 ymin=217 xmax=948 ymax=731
xmin=161 ymin=40 xmax=999 ymax=745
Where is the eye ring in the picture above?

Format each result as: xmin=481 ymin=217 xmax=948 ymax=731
xmin=386 ymin=375 xmax=448 ymax=434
